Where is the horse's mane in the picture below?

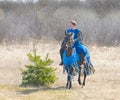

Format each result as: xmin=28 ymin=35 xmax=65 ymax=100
xmin=66 ymin=47 xmax=73 ymax=57
xmin=64 ymin=33 xmax=74 ymax=57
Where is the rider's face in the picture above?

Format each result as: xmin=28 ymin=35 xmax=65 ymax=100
xmin=70 ymin=23 xmax=75 ymax=29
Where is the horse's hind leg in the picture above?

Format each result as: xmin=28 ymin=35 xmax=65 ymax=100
xmin=78 ymin=73 xmax=81 ymax=85
xmin=83 ymin=72 xmax=87 ymax=86
xmin=78 ymin=67 xmax=81 ymax=85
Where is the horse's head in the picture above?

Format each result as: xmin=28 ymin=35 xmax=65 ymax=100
xmin=64 ymin=32 xmax=74 ymax=46
xmin=65 ymin=32 xmax=73 ymax=42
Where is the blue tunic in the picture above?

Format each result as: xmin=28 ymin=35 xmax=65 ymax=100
xmin=62 ymin=47 xmax=79 ymax=70
xmin=66 ymin=28 xmax=82 ymax=40
xmin=75 ymin=43 xmax=94 ymax=68
xmin=75 ymin=43 xmax=90 ymax=58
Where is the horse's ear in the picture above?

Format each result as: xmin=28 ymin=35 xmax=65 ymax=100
xmin=65 ymin=31 xmax=67 ymax=35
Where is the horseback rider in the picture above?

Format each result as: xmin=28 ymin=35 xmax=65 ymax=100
xmin=59 ymin=20 xmax=83 ymax=65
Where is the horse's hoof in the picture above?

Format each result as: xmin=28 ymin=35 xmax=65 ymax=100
xmin=66 ymin=84 xmax=68 ymax=89
xmin=93 ymin=68 xmax=95 ymax=74
xmin=65 ymin=85 xmax=71 ymax=89
xmin=81 ymin=85 xmax=84 ymax=88
xmin=79 ymin=82 xmax=81 ymax=85
xmin=78 ymin=80 xmax=81 ymax=85
xmin=68 ymin=86 xmax=72 ymax=89
xmin=83 ymin=82 xmax=85 ymax=86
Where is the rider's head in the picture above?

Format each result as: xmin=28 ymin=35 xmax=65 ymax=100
xmin=70 ymin=20 xmax=77 ymax=29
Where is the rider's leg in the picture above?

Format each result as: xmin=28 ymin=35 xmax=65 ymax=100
xmin=59 ymin=47 xmax=64 ymax=65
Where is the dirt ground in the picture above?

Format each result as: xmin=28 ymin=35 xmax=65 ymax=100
xmin=0 ymin=43 xmax=120 ymax=100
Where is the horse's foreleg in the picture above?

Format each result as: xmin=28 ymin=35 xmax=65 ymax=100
xmin=66 ymin=74 xmax=72 ymax=89
xmin=66 ymin=81 xmax=68 ymax=88
xmin=68 ymin=74 xmax=72 ymax=89
xmin=66 ymin=75 xmax=69 ymax=88
xmin=69 ymin=81 xmax=72 ymax=89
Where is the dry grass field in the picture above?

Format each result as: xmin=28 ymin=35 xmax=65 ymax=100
xmin=0 ymin=42 xmax=120 ymax=100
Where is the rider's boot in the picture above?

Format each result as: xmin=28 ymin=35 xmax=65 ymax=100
xmin=59 ymin=61 xmax=63 ymax=65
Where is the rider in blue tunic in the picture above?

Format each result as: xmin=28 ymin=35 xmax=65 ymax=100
xmin=59 ymin=20 xmax=83 ymax=65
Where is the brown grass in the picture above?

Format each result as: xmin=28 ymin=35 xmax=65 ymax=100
xmin=0 ymin=43 xmax=120 ymax=100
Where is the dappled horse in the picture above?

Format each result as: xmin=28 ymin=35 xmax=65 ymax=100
xmin=62 ymin=34 xmax=95 ymax=89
